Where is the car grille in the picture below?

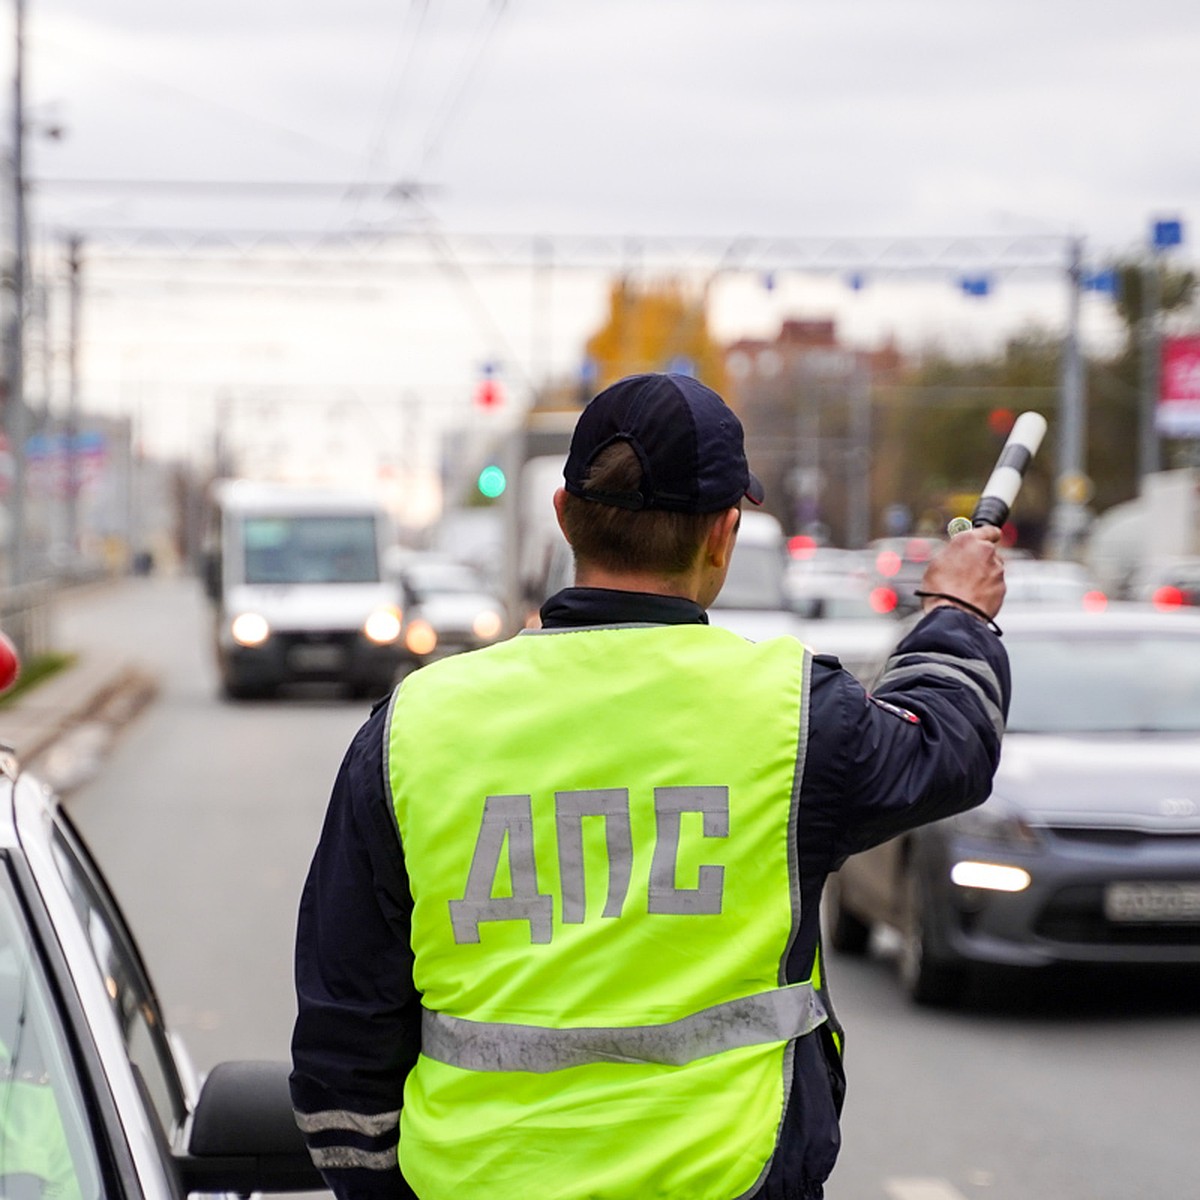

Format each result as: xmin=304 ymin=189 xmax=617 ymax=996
xmin=1047 ymin=827 xmax=1200 ymax=849
xmin=1035 ymin=884 xmax=1200 ymax=947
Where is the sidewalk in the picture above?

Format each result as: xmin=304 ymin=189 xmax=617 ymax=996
xmin=1 ymin=602 xmax=160 ymax=794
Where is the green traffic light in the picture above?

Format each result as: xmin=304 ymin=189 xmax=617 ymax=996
xmin=477 ymin=464 xmax=507 ymax=498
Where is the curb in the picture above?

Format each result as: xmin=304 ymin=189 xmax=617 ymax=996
xmin=2 ymin=656 xmax=160 ymax=794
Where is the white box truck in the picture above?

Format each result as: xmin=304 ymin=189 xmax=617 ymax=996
xmin=203 ymin=480 xmax=411 ymax=699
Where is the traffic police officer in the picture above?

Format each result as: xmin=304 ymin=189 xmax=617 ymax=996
xmin=291 ymin=372 xmax=1009 ymax=1200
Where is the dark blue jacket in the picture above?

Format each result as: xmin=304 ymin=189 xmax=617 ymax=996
xmin=291 ymin=588 xmax=1009 ymax=1200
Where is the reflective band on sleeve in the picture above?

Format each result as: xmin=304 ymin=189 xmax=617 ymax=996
xmin=876 ymin=654 xmax=1005 ymax=739
xmin=904 ymin=650 xmax=1003 ymax=703
xmin=421 ymin=983 xmax=827 ymax=1073
xmin=294 ymin=1107 xmax=401 ymax=1136
xmin=309 ymin=1146 xmax=401 ymax=1171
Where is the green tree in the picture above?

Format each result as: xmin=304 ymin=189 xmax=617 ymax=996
xmin=873 ymin=331 xmax=1058 ymax=549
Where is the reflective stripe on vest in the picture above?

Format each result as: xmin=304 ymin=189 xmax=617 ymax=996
xmin=422 ymin=980 xmax=827 ymax=1072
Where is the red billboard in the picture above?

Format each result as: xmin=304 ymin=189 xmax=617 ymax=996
xmin=1159 ymin=334 xmax=1200 ymax=436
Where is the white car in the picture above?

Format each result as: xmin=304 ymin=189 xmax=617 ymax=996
xmin=709 ymin=511 xmax=807 ymax=642
xmin=788 ymin=572 xmax=902 ymax=681
xmin=397 ymin=553 xmax=509 ymax=663
xmin=0 ymin=751 xmax=319 ymax=1198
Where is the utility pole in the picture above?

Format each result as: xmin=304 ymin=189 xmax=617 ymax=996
xmin=1138 ymin=218 xmax=1184 ymax=488
xmin=1138 ymin=254 xmax=1162 ymax=486
xmin=65 ymin=234 xmax=83 ymax=568
xmin=5 ymin=0 xmax=28 ymax=590
xmin=1049 ymin=236 xmax=1089 ymax=558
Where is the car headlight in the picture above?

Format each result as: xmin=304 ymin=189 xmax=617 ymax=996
xmin=472 ymin=609 xmax=504 ymax=641
xmin=230 ymin=612 xmax=270 ymax=647
xmin=405 ymin=619 xmax=438 ymax=656
xmin=947 ymin=801 xmax=1041 ymax=850
xmin=364 ymin=606 xmax=403 ymax=645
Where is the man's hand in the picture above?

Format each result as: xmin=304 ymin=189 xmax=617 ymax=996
xmin=919 ymin=527 xmax=1006 ymax=621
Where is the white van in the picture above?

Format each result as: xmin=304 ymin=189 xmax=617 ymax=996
xmin=203 ymin=480 xmax=410 ymax=699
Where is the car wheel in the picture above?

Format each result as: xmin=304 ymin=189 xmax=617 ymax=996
xmin=899 ymin=868 xmax=967 ymax=1006
xmin=823 ymin=873 xmax=871 ymax=956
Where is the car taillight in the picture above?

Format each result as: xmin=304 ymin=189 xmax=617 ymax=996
xmin=870 ymin=586 xmax=898 ymax=614
xmin=1082 ymin=590 xmax=1107 ymax=613
xmin=1153 ymin=585 xmax=1185 ymax=610
xmin=875 ymin=550 xmax=902 ymax=577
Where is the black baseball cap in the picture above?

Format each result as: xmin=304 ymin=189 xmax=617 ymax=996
xmin=563 ymin=373 xmax=765 ymax=513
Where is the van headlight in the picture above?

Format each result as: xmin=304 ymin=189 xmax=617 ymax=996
xmin=230 ymin=612 xmax=271 ymax=647
xmin=364 ymin=606 xmax=403 ymax=645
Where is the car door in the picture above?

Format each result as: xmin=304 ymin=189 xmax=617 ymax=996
xmin=24 ymin=788 xmax=194 ymax=1199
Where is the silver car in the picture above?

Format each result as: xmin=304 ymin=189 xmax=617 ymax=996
xmin=0 ymin=749 xmax=319 ymax=1197
xmin=824 ymin=605 xmax=1200 ymax=1005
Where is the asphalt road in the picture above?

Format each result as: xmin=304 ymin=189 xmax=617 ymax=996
xmin=58 ymin=574 xmax=1200 ymax=1200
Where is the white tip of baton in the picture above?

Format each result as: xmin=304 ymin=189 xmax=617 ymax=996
xmin=1009 ymin=411 xmax=1048 ymax=456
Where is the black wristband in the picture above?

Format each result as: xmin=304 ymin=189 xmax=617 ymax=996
xmin=914 ymin=590 xmax=1002 ymax=636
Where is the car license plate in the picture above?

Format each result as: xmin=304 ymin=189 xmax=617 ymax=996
xmin=287 ymin=644 xmax=346 ymax=672
xmin=1104 ymin=882 xmax=1200 ymax=923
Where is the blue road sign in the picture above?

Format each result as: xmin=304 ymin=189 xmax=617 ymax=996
xmin=1152 ymin=219 xmax=1184 ymax=249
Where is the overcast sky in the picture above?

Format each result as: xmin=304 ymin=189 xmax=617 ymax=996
xmin=13 ymin=0 xmax=1200 ymax=478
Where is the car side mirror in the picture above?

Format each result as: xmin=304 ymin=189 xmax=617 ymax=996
xmin=177 ymin=1060 xmax=324 ymax=1194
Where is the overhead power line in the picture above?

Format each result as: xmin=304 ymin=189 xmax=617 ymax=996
xmin=32 ymin=178 xmax=438 ymax=199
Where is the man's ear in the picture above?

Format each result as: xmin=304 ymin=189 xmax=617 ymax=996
xmin=706 ymin=507 xmax=741 ymax=569
xmin=552 ymin=488 xmax=571 ymax=542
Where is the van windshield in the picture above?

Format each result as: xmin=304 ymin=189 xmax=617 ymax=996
xmin=242 ymin=515 xmax=380 ymax=584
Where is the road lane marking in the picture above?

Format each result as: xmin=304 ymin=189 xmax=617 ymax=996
xmin=885 ymin=1180 xmax=970 ymax=1200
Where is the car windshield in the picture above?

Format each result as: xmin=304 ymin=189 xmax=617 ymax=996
xmin=1006 ymin=631 xmax=1200 ymax=733
xmin=242 ymin=515 xmax=379 ymax=585
xmin=0 ymin=862 xmax=102 ymax=1200
xmin=713 ymin=544 xmax=789 ymax=611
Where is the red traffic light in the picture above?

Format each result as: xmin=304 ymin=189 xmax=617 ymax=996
xmin=988 ymin=407 xmax=1015 ymax=437
xmin=474 ymin=379 xmax=504 ymax=409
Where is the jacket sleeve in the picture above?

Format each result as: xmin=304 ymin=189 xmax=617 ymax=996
xmin=290 ymin=696 xmax=420 ymax=1200
xmin=822 ymin=604 xmax=1011 ymax=860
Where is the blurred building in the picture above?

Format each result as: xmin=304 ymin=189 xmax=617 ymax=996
xmin=725 ymin=319 xmax=903 ymax=547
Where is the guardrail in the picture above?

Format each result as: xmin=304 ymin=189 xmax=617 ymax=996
xmin=0 ymin=580 xmax=56 ymax=661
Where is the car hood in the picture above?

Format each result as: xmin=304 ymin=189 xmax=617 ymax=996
xmin=708 ymin=607 xmax=807 ymax=643
xmin=226 ymin=582 xmax=398 ymax=630
xmin=996 ymin=733 xmax=1200 ymax=832
xmin=797 ymin=618 xmax=896 ymax=657
xmin=412 ymin=593 xmax=502 ymax=623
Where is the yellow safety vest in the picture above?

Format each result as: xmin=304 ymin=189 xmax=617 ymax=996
xmin=388 ymin=622 xmax=823 ymax=1200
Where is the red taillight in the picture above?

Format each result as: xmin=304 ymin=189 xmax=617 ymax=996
xmin=876 ymin=549 xmax=902 ymax=577
xmin=1153 ymin=585 xmax=1185 ymax=610
xmin=870 ymin=586 xmax=898 ymax=614
xmin=788 ymin=535 xmax=818 ymax=560
xmin=1082 ymin=590 xmax=1107 ymax=613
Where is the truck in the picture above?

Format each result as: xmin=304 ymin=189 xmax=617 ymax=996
xmin=1084 ymin=468 xmax=1200 ymax=600
xmin=202 ymin=479 xmax=411 ymax=699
